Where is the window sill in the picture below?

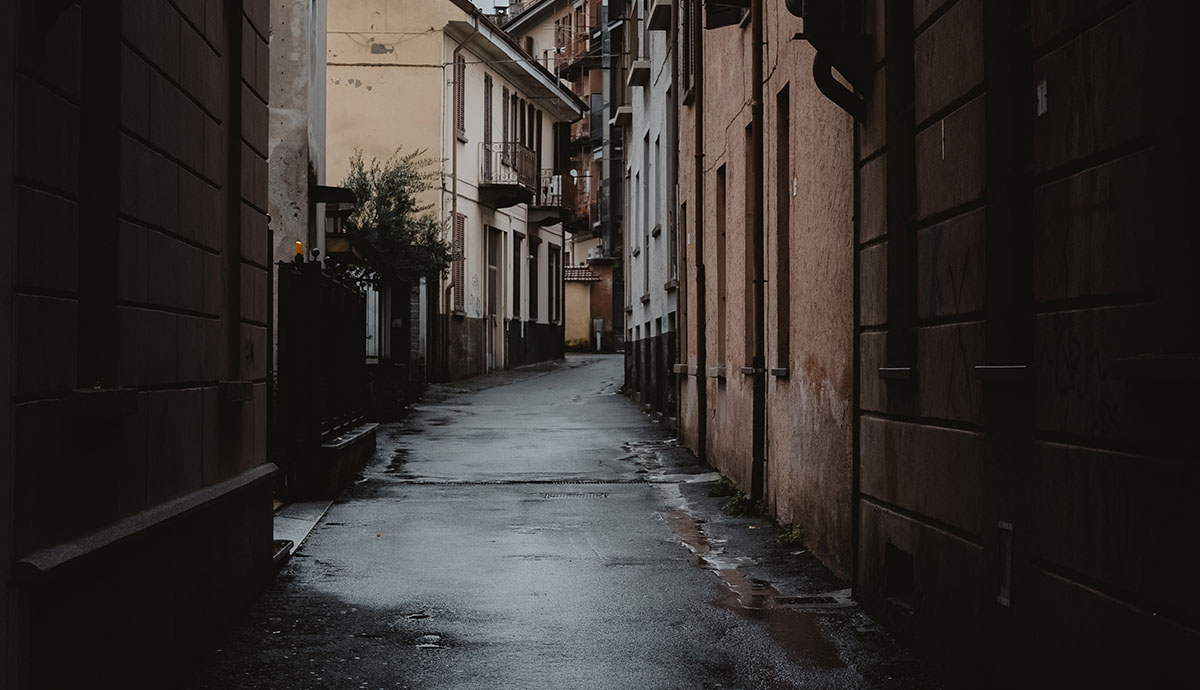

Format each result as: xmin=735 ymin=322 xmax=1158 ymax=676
xmin=456 ymin=132 xmax=468 ymax=144
xmin=640 ymin=294 xmax=650 ymax=304
xmin=878 ymin=366 xmax=916 ymax=382
xmin=651 ymin=223 xmax=661 ymax=238
xmin=663 ymin=278 xmax=678 ymax=292
xmin=706 ymin=365 xmax=726 ymax=380
xmin=770 ymin=367 xmax=790 ymax=379
xmin=631 ymin=246 xmax=641 ymax=257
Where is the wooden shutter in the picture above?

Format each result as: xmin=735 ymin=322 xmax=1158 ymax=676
xmin=681 ymin=1 xmax=694 ymax=93
xmin=453 ymin=213 xmax=465 ymax=312
xmin=501 ymin=86 xmax=509 ymax=142
xmin=484 ymin=74 xmax=493 ymax=144
xmin=483 ymin=75 xmax=493 ymax=179
xmin=455 ymin=55 xmax=466 ymax=137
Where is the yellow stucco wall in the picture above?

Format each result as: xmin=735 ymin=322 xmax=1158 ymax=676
xmin=565 ymin=281 xmax=592 ymax=343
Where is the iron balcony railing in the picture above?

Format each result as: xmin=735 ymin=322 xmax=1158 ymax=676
xmin=553 ymin=25 xmax=597 ymax=75
xmin=537 ymin=169 xmax=578 ymax=209
xmin=480 ymin=142 xmax=536 ymax=191
xmin=508 ymin=0 xmax=531 ymax=18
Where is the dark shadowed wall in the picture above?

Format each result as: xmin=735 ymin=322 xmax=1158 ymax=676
xmin=854 ymin=1 xmax=1199 ymax=687
xmin=1 ymin=1 xmax=277 ymax=687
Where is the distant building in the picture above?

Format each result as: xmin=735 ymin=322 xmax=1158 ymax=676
xmin=563 ymin=263 xmax=602 ymax=348
xmin=500 ymin=0 xmax=621 ymax=352
xmin=326 ymin=0 xmax=586 ymax=380
xmin=615 ymin=0 xmax=678 ymax=420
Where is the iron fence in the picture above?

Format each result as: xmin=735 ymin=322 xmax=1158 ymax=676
xmin=276 ymin=260 xmax=367 ymax=495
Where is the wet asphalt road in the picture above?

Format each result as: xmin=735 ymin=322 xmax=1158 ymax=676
xmin=185 ymin=355 xmax=939 ymax=690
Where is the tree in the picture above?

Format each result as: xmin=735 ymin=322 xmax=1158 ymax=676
xmin=338 ymin=148 xmax=451 ymax=287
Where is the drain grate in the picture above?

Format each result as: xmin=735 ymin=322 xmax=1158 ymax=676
xmin=774 ymin=595 xmax=839 ymax=606
xmin=542 ymin=492 xmax=609 ymax=499
xmin=399 ymin=478 xmax=663 ymax=486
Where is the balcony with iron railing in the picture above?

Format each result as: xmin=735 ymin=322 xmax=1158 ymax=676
xmin=507 ymin=1 xmax=531 ymax=18
xmin=479 ymin=142 xmax=536 ymax=209
xmin=529 ymin=169 xmax=577 ymax=227
xmin=554 ymin=25 xmax=597 ymax=79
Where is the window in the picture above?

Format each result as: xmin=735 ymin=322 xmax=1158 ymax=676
xmin=506 ymin=91 xmax=517 ymax=165
xmin=454 ymin=55 xmax=466 ymax=141
xmin=453 ymin=213 xmax=466 ymax=312
xmin=681 ymin=1 xmax=696 ymax=102
xmin=519 ymin=98 xmax=526 ymax=147
xmin=643 ymin=135 xmax=651 ymax=298
xmin=744 ymin=122 xmax=755 ymax=363
xmin=668 ymin=202 xmax=678 ymax=281
xmin=716 ymin=164 xmax=727 ymax=365
xmin=535 ymin=110 xmax=543 ymax=170
xmin=654 ymin=136 xmax=662 ymax=234
xmin=549 ymin=245 xmax=561 ymax=322
xmin=527 ymin=102 xmax=536 ymax=150
xmin=502 ymin=86 xmax=509 ymax=143
xmin=529 ymin=238 xmax=540 ymax=320
xmin=678 ymin=202 xmax=687 ymax=353
xmin=775 ymin=85 xmax=790 ymax=369
xmin=513 ymin=232 xmax=523 ymax=320
xmin=483 ymin=74 xmax=493 ymax=179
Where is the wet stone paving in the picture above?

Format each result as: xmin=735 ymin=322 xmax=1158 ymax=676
xmin=185 ymin=355 xmax=939 ymax=690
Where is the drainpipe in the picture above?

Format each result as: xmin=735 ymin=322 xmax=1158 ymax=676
xmin=670 ymin=5 xmax=682 ymax=426
xmin=693 ymin=5 xmax=707 ymax=462
xmin=749 ymin=0 xmax=767 ymax=502
xmin=448 ymin=17 xmax=480 ymax=380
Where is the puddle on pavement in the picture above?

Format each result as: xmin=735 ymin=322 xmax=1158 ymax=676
xmin=662 ymin=507 xmax=844 ymax=669
xmin=415 ymin=634 xmax=445 ymax=649
xmin=384 ymin=448 xmax=414 ymax=478
xmin=622 ymin=438 xmax=676 ymax=474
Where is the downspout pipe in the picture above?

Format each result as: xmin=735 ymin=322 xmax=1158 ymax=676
xmin=750 ymin=0 xmax=767 ymax=502
xmin=694 ymin=3 xmax=707 ymax=463
xmin=670 ymin=4 xmax=682 ymax=426
xmin=448 ymin=17 xmax=480 ymax=380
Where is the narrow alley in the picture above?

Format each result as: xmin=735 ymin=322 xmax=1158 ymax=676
xmin=186 ymin=355 xmax=937 ymax=690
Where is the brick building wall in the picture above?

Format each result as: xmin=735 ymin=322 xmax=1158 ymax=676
xmin=854 ymin=0 xmax=1199 ymax=687
xmin=1 ymin=1 xmax=277 ymax=687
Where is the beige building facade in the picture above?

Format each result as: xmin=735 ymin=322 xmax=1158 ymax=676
xmin=327 ymin=0 xmax=585 ymax=379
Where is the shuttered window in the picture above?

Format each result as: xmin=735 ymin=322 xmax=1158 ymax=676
xmin=501 ymin=86 xmax=509 ymax=143
xmin=454 ymin=55 xmax=466 ymax=140
xmin=453 ymin=213 xmax=466 ymax=312
xmin=529 ymin=238 xmax=540 ymax=321
xmin=484 ymin=74 xmax=493 ymax=144
xmin=681 ymin=1 xmax=696 ymax=100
